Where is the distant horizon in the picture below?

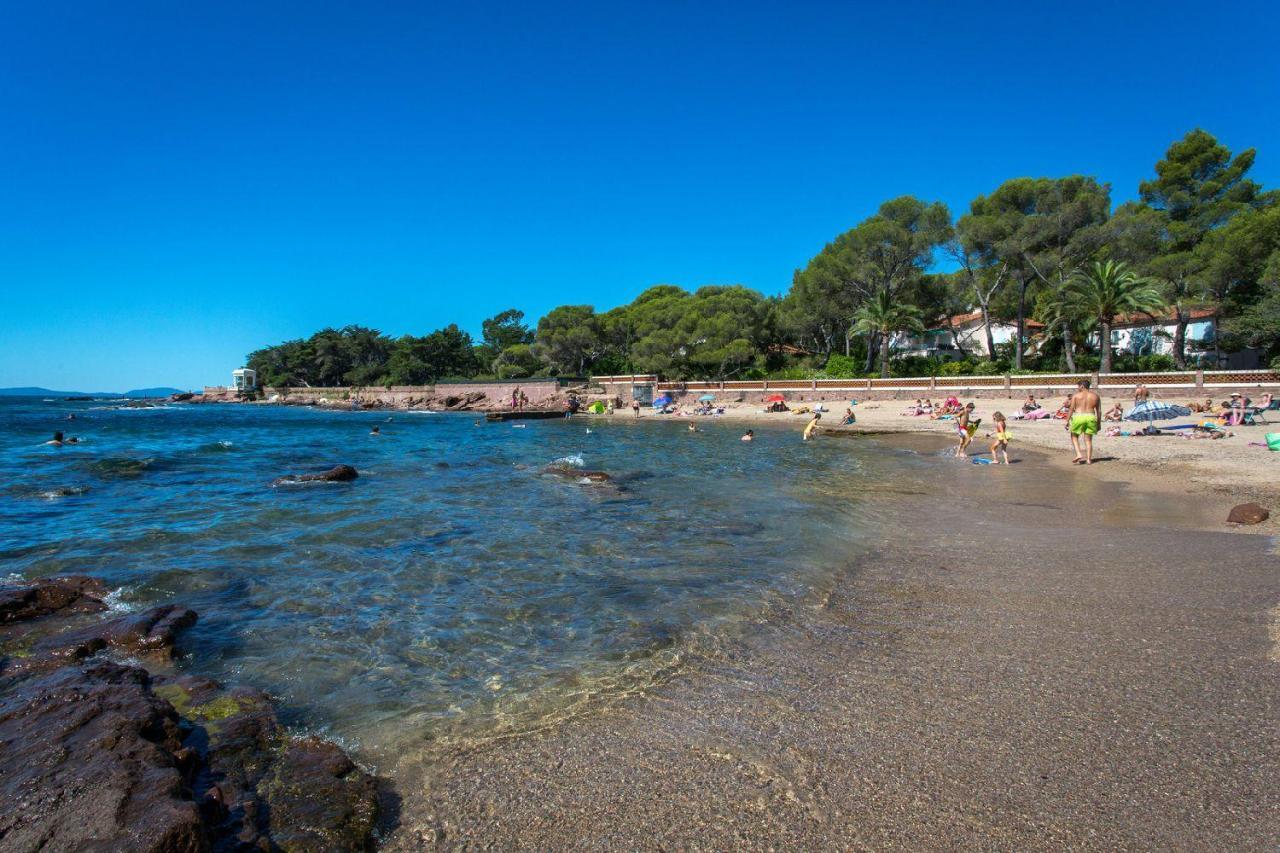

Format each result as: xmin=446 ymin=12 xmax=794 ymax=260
xmin=3 ymin=0 xmax=1277 ymax=391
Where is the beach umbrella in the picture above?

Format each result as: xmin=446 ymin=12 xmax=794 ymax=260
xmin=765 ymin=393 xmax=786 ymax=403
xmin=653 ymin=395 xmax=673 ymax=408
xmin=698 ymin=394 xmax=716 ymax=402
xmin=1125 ymin=400 xmax=1191 ymax=432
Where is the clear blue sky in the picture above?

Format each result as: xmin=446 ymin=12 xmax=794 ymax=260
xmin=2 ymin=1 xmax=1277 ymax=391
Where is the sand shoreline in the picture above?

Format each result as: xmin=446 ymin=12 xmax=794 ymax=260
xmin=384 ymin=429 xmax=1279 ymax=849
xmin=611 ymin=398 xmax=1279 ymax=530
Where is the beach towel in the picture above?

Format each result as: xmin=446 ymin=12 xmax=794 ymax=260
xmin=1267 ymin=433 xmax=1280 ymax=451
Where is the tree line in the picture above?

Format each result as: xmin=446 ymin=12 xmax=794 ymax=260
xmin=246 ymin=129 xmax=1280 ymax=387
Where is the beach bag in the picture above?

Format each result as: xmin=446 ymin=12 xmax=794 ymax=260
xmin=1266 ymin=433 xmax=1280 ymax=451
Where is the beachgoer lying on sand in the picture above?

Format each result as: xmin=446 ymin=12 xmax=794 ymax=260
xmin=1104 ymin=402 xmax=1124 ymax=422
xmin=902 ymin=399 xmax=923 ymax=416
xmin=1187 ymin=398 xmax=1214 ymax=413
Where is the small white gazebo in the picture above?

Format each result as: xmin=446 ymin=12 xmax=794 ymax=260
xmin=232 ymin=368 xmax=257 ymax=391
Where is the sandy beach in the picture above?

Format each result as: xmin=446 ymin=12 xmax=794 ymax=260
xmin=622 ymin=396 xmax=1279 ymax=528
xmin=386 ymin=429 xmax=1280 ymax=850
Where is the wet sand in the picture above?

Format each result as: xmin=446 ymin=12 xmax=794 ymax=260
xmin=384 ymin=434 xmax=1279 ymax=850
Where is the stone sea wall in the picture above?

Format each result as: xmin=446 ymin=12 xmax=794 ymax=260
xmin=197 ymin=379 xmax=575 ymax=410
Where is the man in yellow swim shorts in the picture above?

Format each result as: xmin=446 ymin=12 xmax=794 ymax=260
xmin=1066 ymin=379 xmax=1102 ymax=465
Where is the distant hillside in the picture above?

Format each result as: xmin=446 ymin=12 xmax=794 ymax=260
xmin=0 ymin=386 xmax=186 ymax=398
xmin=122 ymin=387 xmax=185 ymax=398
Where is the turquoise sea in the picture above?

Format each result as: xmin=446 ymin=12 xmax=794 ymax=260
xmin=0 ymin=397 xmax=926 ymax=762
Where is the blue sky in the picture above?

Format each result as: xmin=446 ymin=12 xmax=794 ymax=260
xmin=2 ymin=1 xmax=1277 ymax=391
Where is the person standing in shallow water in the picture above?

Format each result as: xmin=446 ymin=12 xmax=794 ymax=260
xmin=1067 ymin=379 xmax=1102 ymax=464
xmin=803 ymin=412 xmax=821 ymax=441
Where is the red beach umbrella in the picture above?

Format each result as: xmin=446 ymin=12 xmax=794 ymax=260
xmin=765 ymin=394 xmax=786 ymax=403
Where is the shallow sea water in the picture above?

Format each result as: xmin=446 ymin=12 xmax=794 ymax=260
xmin=0 ymin=397 xmax=930 ymax=763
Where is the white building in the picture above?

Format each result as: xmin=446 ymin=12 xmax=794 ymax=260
xmin=1106 ymin=309 xmax=1216 ymax=358
xmin=895 ymin=311 xmax=1044 ymax=360
xmin=232 ymin=368 xmax=257 ymax=391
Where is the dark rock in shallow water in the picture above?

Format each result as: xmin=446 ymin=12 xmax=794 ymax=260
xmin=272 ymin=464 xmax=359 ymax=487
xmin=37 ymin=604 xmax=200 ymax=664
xmin=0 ymin=575 xmax=107 ymax=624
xmin=542 ymin=463 xmax=611 ymax=483
xmin=1227 ymin=502 xmax=1270 ymax=525
xmin=0 ymin=577 xmax=382 ymax=852
xmin=0 ymin=661 xmax=206 ymax=852
xmin=261 ymin=737 xmax=380 ymax=852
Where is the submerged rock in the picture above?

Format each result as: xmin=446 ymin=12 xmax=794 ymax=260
xmin=260 ymin=738 xmax=381 ymax=852
xmin=543 ymin=463 xmax=611 ymax=483
xmin=1227 ymin=502 xmax=1270 ymax=525
xmin=272 ymin=464 xmax=359 ymax=487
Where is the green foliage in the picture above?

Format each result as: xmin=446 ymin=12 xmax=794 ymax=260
xmin=491 ymin=343 xmax=543 ymax=379
xmin=242 ymin=130 xmax=1275 ymax=385
xmin=821 ymin=354 xmax=858 ymax=378
xmin=852 ymin=290 xmax=926 ymax=377
xmin=1064 ymin=260 xmax=1166 ymax=373
xmin=939 ymin=360 xmax=976 ymax=376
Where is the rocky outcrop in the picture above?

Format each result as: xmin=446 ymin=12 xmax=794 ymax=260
xmin=271 ymin=464 xmax=359 ymax=487
xmin=0 ymin=575 xmax=107 ymax=624
xmin=1227 ymin=502 xmax=1270 ymax=525
xmin=0 ymin=661 xmax=207 ymax=852
xmin=0 ymin=576 xmax=382 ymax=852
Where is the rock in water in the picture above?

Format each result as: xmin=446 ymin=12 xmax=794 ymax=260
xmin=0 ymin=577 xmax=383 ymax=851
xmin=0 ymin=661 xmax=206 ymax=852
xmin=1227 ymin=502 xmax=1270 ymax=525
xmin=0 ymin=575 xmax=107 ymax=624
xmin=272 ymin=464 xmax=359 ymax=486
xmin=260 ymin=738 xmax=381 ymax=852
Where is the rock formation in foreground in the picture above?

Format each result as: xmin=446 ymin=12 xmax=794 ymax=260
xmin=0 ymin=576 xmax=381 ymax=852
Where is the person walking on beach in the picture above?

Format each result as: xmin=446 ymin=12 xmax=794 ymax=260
xmin=954 ymin=403 xmax=977 ymax=457
xmin=988 ymin=411 xmax=1011 ymax=465
xmin=803 ymin=412 xmax=821 ymax=441
xmin=632 ymin=399 xmax=640 ymax=417
xmin=1067 ymin=379 xmax=1102 ymax=464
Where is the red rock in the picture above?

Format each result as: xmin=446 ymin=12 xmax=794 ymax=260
xmin=1227 ymin=503 xmax=1270 ymax=525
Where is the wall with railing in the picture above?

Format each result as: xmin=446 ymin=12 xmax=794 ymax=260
xmin=633 ymin=369 xmax=1280 ymax=398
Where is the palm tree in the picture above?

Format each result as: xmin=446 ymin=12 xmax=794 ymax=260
xmin=1035 ymin=290 xmax=1094 ymax=374
xmin=1064 ymin=260 xmax=1166 ymax=374
xmin=851 ymin=291 xmax=925 ymax=378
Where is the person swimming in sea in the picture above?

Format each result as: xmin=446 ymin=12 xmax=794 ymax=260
xmin=370 ymin=425 xmax=381 ymax=436
xmin=46 ymin=431 xmax=79 ymax=446
xmin=688 ymin=422 xmax=698 ymax=432
xmin=741 ymin=429 xmax=754 ymax=442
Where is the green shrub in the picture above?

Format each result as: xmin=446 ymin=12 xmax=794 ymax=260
xmin=1137 ymin=353 xmax=1176 ymax=372
xmin=1271 ymin=355 xmax=1280 ymax=372
xmin=972 ymin=360 xmax=1008 ymax=376
xmin=939 ymin=360 xmax=976 ymax=376
xmin=822 ymin=354 xmax=858 ymax=378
